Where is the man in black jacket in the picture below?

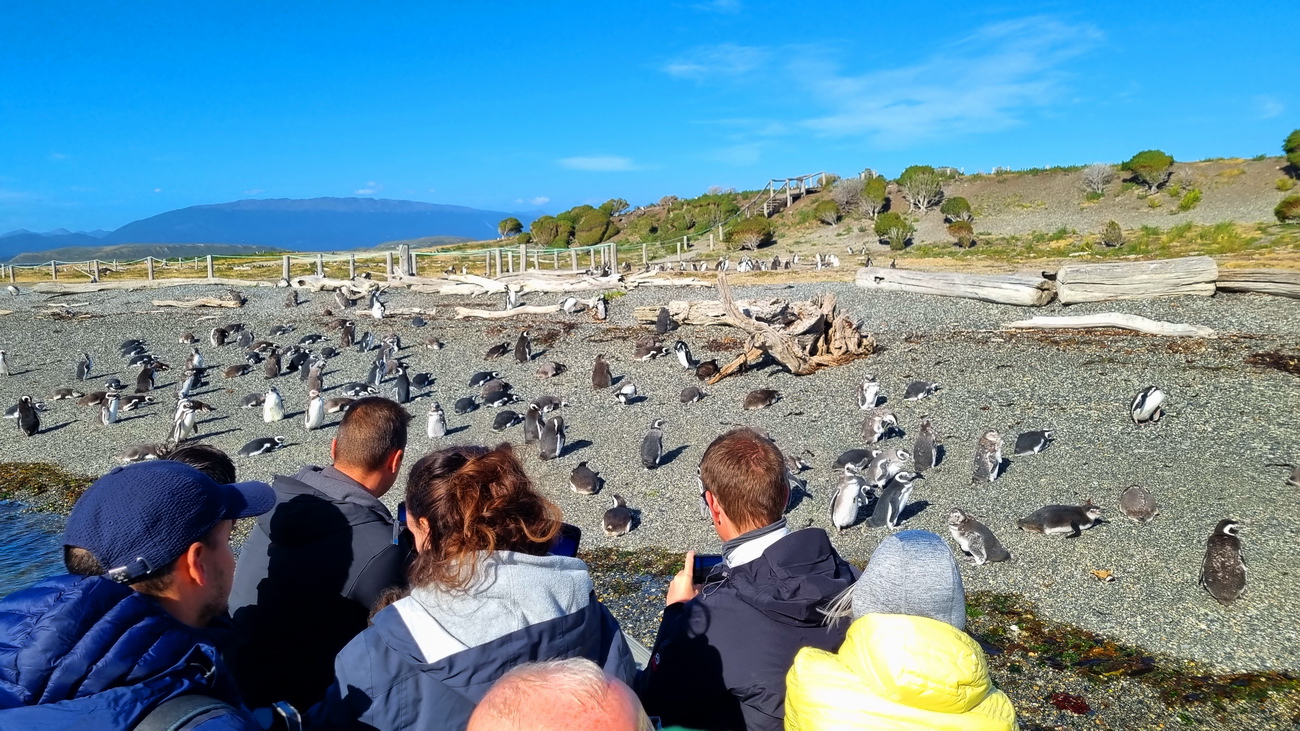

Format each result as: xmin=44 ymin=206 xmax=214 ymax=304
xmin=638 ymin=428 xmax=857 ymax=731
xmin=229 ymin=397 xmax=412 ymax=710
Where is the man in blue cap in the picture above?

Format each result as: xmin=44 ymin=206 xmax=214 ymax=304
xmin=0 ymin=461 xmax=276 ymax=730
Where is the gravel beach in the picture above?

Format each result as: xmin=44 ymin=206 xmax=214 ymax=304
xmin=1 ymin=275 xmax=1297 ymax=724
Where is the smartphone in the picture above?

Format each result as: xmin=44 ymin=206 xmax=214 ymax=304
xmin=393 ymin=503 xmax=407 ymax=546
xmin=552 ymin=523 xmax=582 ymax=557
xmin=692 ymin=554 xmax=725 ymax=582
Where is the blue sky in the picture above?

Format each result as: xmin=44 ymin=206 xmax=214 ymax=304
xmin=0 ymin=1 xmax=1293 ymax=232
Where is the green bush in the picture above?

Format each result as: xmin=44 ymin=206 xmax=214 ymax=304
xmin=1101 ymin=220 xmax=1124 ymax=247
xmin=573 ymin=208 xmax=617 ymax=246
xmin=1147 ymin=196 xmax=1162 ymax=209
xmin=1278 ymin=177 xmax=1295 ymax=192
xmin=726 ymin=216 xmax=773 ymax=249
xmin=860 ymin=176 xmax=888 ymax=217
xmin=1084 ymin=191 xmax=1104 ymax=202
xmin=895 ymin=165 xmax=943 ymax=211
xmin=529 ymin=215 xmax=562 ymax=246
xmin=1121 ymin=149 xmax=1174 ymax=192
xmin=811 ymin=199 xmax=841 ymax=225
xmin=1177 ymin=189 xmax=1202 ymax=212
xmin=598 ymin=198 xmax=629 ymax=216
xmin=939 ymin=196 xmax=973 ymax=222
xmin=498 ymin=217 xmax=523 ymax=238
xmin=874 ymin=211 xmax=913 ymax=251
xmin=1276 ymin=195 xmax=1300 ymax=223
xmin=1284 ymin=129 xmax=1300 ymax=172
xmin=947 ymin=220 xmax=974 ymax=248
xmin=515 ymin=232 xmax=532 ymax=245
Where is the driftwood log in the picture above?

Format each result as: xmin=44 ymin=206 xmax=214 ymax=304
xmin=633 ymin=299 xmax=793 ymax=327
xmin=1215 ymin=269 xmax=1300 ymax=299
xmin=453 ymin=304 xmax=563 ymax=320
xmin=704 ymin=273 xmax=874 ymax=383
xmin=288 ymin=276 xmax=379 ymax=295
xmin=32 ymin=277 xmax=275 ymax=294
xmin=151 ymin=297 xmax=245 ymax=309
xmin=1055 ymin=256 xmax=1217 ymax=304
xmin=1003 ymin=313 xmax=1216 ymax=338
xmin=855 ymin=266 xmax=1054 ymax=307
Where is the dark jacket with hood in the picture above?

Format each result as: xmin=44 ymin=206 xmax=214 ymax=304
xmin=638 ymin=525 xmax=857 ymax=731
xmin=0 ymin=574 xmax=257 ymax=730
xmin=228 ymin=465 xmax=410 ymax=710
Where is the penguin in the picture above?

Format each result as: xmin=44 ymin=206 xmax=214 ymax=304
xmin=285 ymin=289 xmax=298 ymax=308
xmin=743 ymin=389 xmax=780 ymax=410
xmin=121 ymin=394 xmax=156 ymax=412
xmin=319 ymin=346 xmax=338 ymax=359
xmin=948 ymin=509 xmax=1013 ymax=565
xmin=539 ymin=415 xmax=565 ymax=460
xmin=594 ymin=295 xmax=607 ymax=321
xmin=861 ymin=410 xmax=899 ymax=444
xmin=3 ymin=401 xmax=46 ymax=419
xmin=491 ymin=409 xmax=523 ymax=432
xmin=866 ymin=472 xmax=921 ymax=529
xmin=560 ymin=296 xmax=582 ymax=314
xmin=694 ymin=359 xmax=719 ymax=381
xmin=857 ymin=375 xmax=881 ymax=410
xmin=654 ymin=307 xmax=674 ymax=334
xmin=238 ymin=436 xmax=287 ymax=457
xmin=224 ymin=364 xmax=252 ymax=379
xmin=482 ymin=386 xmax=516 ymax=407
xmin=339 ymin=321 xmax=356 ymax=348
xmin=391 ymin=366 xmax=411 ymax=404
xmin=306 ymin=359 xmax=326 ymax=394
xmin=1131 ymin=385 xmax=1166 ymax=425
xmin=903 ymin=380 xmax=941 ymax=401
xmin=120 ymin=339 xmax=145 ymax=355
xmin=16 ymin=396 xmax=39 ymax=436
xmin=118 ymin=443 xmax=168 ymax=464
xmin=5 ymin=285 xmax=17 ymax=296
xmin=425 ymin=403 xmax=448 ymax=438
xmin=175 ymin=370 xmax=198 ymax=399
xmin=679 ymin=386 xmax=705 ymax=404
xmin=469 ymin=371 xmax=500 ymax=388
xmin=971 ymin=430 xmax=1003 ymax=484
xmin=913 ymin=416 xmax=939 ymax=471
xmin=673 ymin=341 xmax=694 ymax=370
xmin=592 ymin=355 xmax=612 ymax=389
xmin=407 ymin=372 xmax=433 ymax=390
xmin=298 ymin=333 xmax=325 ymax=345
xmin=263 ymin=349 xmax=281 ymax=379
xmin=324 ymin=397 xmax=354 ymax=414
xmin=341 ymin=382 xmax=378 ymax=398
xmin=356 ymin=331 xmax=375 ymax=353
xmin=830 ymin=465 xmax=868 ymax=531
xmin=263 ymin=386 xmax=285 ymax=423
xmin=77 ymin=391 xmax=108 ymax=407
xmin=423 ymin=337 xmax=444 ymax=350
xmin=304 ymin=390 xmax=325 ymax=430
xmin=99 ymin=392 xmax=120 ymax=426
xmin=75 ymin=353 xmax=93 ymax=381
xmin=410 ymin=317 xmax=426 ymax=327
xmin=833 ymin=448 xmax=880 ymax=470
xmin=616 ymin=382 xmax=638 ymax=405
xmin=1118 ymin=485 xmax=1159 ymax=524
xmin=135 ymin=365 xmax=156 ymax=393
xmin=484 ymin=343 xmax=510 ymax=360
xmin=0 ymin=350 xmax=10 ymax=377
xmin=187 ymin=400 xmax=215 ymax=413
xmin=505 ymin=288 xmax=520 ymax=310
xmin=286 ymin=348 xmax=311 ymax=375
xmin=534 ymin=361 xmax=565 ymax=378
xmin=268 ymin=324 xmax=295 ymax=336
xmin=106 ymin=376 xmax=127 ymax=390
xmin=641 ymin=419 xmax=665 ymax=469
xmin=210 ymin=327 xmax=228 ymax=347
xmin=334 ymin=289 xmax=352 ymax=311
xmin=603 ymin=495 xmax=634 ymax=537
xmin=237 ymin=329 xmax=254 ymax=349
xmin=1200 ymin=519 xmax=1246 ymax=605
xmin=863 ymin=448 xmax=911 ymax=490
xmin=632 ymin=336 xmax=666 ymax=362
xmin=454 ymin=396 xmax=477 ymax=414
xmin=570 ymin=461 xmax=600 ymax=494
xmin=171 ymin=400 xmax=198 ymax=443
xmin=185 ymin=347 xmax=204 ymax=371
xmin=1018 ymin=501 xmax=1103 ymax=537
xmin=50 ymin=387 xmax=85 ymax=401
xmin=1013 ymin=430 xmax=1053 ymax=456
xmin=513 ymin=330 xmax=532 ymax=364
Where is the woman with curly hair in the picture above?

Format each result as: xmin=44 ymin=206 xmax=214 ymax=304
xmin=308 ymin=443 xmax=634 ymax=730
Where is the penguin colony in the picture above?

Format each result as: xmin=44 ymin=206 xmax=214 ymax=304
xmin=0 ymin=283 xmax=1280 ymax=612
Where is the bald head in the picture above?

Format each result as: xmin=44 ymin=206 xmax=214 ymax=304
xmin=468 ymin=658 xmax=651 ymax=731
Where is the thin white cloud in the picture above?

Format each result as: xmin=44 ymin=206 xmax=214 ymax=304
xmin=354 ymin=181 xmax=382 ymax=195
xmin=1254 ymin=95 xmax=1284 ymax=119
xmin=559 ymin=156 xmax=638 ymax=172
xmin=663 ymin=43 xmax=768 ymax=81
xmin=153 ymin=187 xmax=163 ymax=193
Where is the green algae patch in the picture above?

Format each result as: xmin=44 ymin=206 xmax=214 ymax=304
xmin=580 ymin=547 xmax=680 ymax=600
xmin=0 ymin=462 xmax=94 ymax=513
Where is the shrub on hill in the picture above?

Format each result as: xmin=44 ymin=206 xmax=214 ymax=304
xmin=498 ymin=217 xmax=523 ymax=238
xmin=896 ymin=165 xmax=944 ymax=212
xmin=529 ymin=215 xmax=574 ymax=247
xmin=947 ymin=220 xmax=974 ymax=249
xmin=1080 ymin=163 xmax=1114 ymax=197
xmin=726 ymin=216 xmax=773 ymax=250
xmin=1121 ymin=150 xmax=1174 ymax=193
xmin=573 ymin=208 xmax=619 ymax=247
xmin=1276 ymin=195 xmax=1300 ymax=223
xmin=1100 ymin=220 xmax=1124 ymax=247
xmin=939 ymin=196 xmax=973 ymax=223
xmin=830 ymin=179 xmax=861 ymax=210
xmin=599 ymin=198 xmax=629 ymax=216
xmin=874 ymin=212 xmax=914 ymax=251
xmin=859 ymin=176 xmax=889 ymax=218
xmin=1177 ymin=189 xmax=1202 ymax=213
xmin=1285 ymin=129 xmax=1300 ymax=175
xmin=812 ymin=199 xmax=841 ymax=226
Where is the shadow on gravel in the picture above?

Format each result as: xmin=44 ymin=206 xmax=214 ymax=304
xmin=38 ymin=421 xmax=75 ymax=435
xmin=565 ymin=439 xmax=594 ymax=456
xmin=194 ymin=427 xmax=243 ymax=440
xmin=660 ymin=445 xmax=689 ymax=466
xmin=899 ymin=499 xmax=930 ymax=523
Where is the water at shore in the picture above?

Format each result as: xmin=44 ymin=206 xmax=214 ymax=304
xmin=0 ymin=502 xmax=66 ymax=597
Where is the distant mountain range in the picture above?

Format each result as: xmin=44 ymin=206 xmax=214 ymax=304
xmin=2 ymin=197 xmax=535 ymax=263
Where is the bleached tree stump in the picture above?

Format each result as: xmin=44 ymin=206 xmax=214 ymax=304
xmin=1055 ymin=256 xmax=1217 ymax=304
xmin=855 ymin=266 xmax=1054 ymax=306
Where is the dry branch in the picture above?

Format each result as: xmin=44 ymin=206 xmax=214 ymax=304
xmin=151 ymin=297 xmax=245 ymax=309
xmin=453 ymin=304 xmax=563 ymax=320
xmin=633 ymin=299 xmax=792 ymax=326
xmin=31 ymin=278 xmax=275 ymax=294
xmin=1003 ymin=313 xmax=1216 ymax=338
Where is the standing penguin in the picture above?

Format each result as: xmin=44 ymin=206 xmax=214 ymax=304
xmin=185 ymin=347 xmax=204 ymax=371
xmin=0 ymin=350 xmax=10 ymax=377
xmin=971 ymin=430 xmax=1003 ymax=484
xmin=263 ymin=386 xmax=285 ymax=423
xmin=135 ymin=364 xmax=156 ymax=394
xmin=210 ymin=327 xmax=228 ymax=347
xmin=654 ymin=307 xmax=673 ymax=334
xmin=306 ymin=359 xmax=326 ymax=394
xmin=16 ymin=396 xmax=39 ymax=436
xmin=339 ymin=321 xmax=356 ymax=348
xmin=539 ymin=415 xmax=565 ymax=460
xmin=830 ymin=465 xmax=868 ymax=531
xmin=426 ymin=404 xmax=448 ymax=439
xmin=1131 ymin=385 xmax=1166 ymax=425
xmin=603 ymin=495 xmax=634 ymax=536
xmin=75 ymin=353 xmax=93 ymax=381
xmin=171 ymin=400 xmax=198 ymax=443
xmin=99 ymin=392 xmax=120 ymax=426
xmin=857 ymin=375 xmax=881 ymax=410
xmin=947 ymin=509 xmax=1013 ymax=565
xmin=913 ymin=416 xmax=939 ymax=472
xmin=371 ymin=296 xmax=385 ymax=321
xmin=594 ymin=295 xmax=607 ymax=321
xmin=861 ymin=410 xmax=898 ymax=444
xmin=263 ymin=348 xmax=281 ymax=379
xmin=592 ymin=355 xmax=612 ymax=389
xmin=304 ymin=390 xmax=325 ymax=430
xmin=523 ymin=403 xmax=542 ymax=444
xmin=391 ymin=366 xmax=411 ymax=404
xmin=334 ymin=289 xmax=352 ymax=311
xmin=513 ymin=330 xmax=532 ymax=364
xmin=673 ymin=341 xmax=694 ymax=371
xmin=866 ymin=472 xmax=921 ymax=529
xmin=641 ymin=419 xmax=665 ymax=469
xmin=1200 ymin=519 xmax=1246 ymax=605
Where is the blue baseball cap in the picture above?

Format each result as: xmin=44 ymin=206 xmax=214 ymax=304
xmin=64 ymin=460 xmax=275 ymax=583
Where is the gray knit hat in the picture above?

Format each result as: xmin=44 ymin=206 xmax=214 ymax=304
xmin=852 ymin=530 xmax=966 ymax=629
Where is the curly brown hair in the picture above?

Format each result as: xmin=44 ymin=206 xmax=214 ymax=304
xmin=405 ymin=443 xmax=562 ymax=591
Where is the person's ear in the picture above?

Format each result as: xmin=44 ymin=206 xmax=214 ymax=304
xmin=181 ymin=541 xmax=208 ymax=587
xmin=703 ymin=490 xmax=724 ymax=525
xmin=330 ymin=438 xmax=339 ymax=463
xmin=386 ymin=448 xmax=404 ymax=475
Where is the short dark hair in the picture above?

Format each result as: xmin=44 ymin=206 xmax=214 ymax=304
xmin=335 ymin=397 xmax=410 ymax=471
xmin=161 ymin=443 xmax=237 ymax=484
xmin=65 ymin=526 xmax=225 ymax=595
xmin=699 ymin=428 xmax=787 ymax=530
xmin=64 ymin=546 xmax=104 ymax=576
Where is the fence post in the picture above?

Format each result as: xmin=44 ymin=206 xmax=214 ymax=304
xmin=385 ymin=252 xmax=394 ymax=279
xmin=676 ymin=240 xmax=682 ymax=261
xmin=282 ymin=255 xmax=291 ymax=281
xmin=410 ymin=253 xmax=419 ymax=276
xmin=532 ymin=249 xmax=540 ymax=271
xmin=518 ymin=243 xmax=527 ymax=273
xmin=146 ymin=257 xmax=155 ymax=281
xmin=708 ymin=233 xmax=714 ymax=251
xmin=610 ymin=243 xmax=618 ymax=272
xmin=50 ymin=261 xmax=57 ymax=280
xmin=494 ymin=249 xmax=503 ymax=278
xmin=552 ymin=250 xmax=558 ymax=269
xmin=348 ymin=254 xmax=356 ymax=279
xmin=316 ymin=253 xmax=324 ymax=277
xmin=206 ymin=255 xmax=214 ymax=280
xmin=588 ymin=248 xmax=595 ymax=271
xmin=570 ymin=249 xmax=578 ymax=272
xmin=642 ymin=243 xmax=648 ymax=265
xmin=91 ymin=259 xmax=100 ymax=282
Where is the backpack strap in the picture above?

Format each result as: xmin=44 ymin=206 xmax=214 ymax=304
xmin=135 ymin=694 xmax=237 ymax=731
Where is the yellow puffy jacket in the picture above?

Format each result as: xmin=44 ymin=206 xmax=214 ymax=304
xmin=785 ymin=613 xmax=1018 ymax=731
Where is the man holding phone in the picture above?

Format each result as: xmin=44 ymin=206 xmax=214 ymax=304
xmin=638 ymin=428 xmax=857 ymax=731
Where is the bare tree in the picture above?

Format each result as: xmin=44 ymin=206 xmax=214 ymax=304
xmin=896 ymin=166 xmax=944 ymax=212
xmin=830 ymin=179 xmax=861 ymax=211
xmin=1081 ymin=164 xmax=1114 ymax=196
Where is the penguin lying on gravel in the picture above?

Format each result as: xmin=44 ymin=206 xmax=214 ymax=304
xmin=1018 ymin=501 xmax=1103 ymax=538
xmin=239 ymin=435 xmax=286 ymax=457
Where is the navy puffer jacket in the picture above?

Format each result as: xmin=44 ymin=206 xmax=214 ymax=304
xmin=0 ymin=575 xmax=257 ymax=730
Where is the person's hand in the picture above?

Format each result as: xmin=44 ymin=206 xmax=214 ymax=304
xmin=665 ymin=550 xmax=699 ymax=606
